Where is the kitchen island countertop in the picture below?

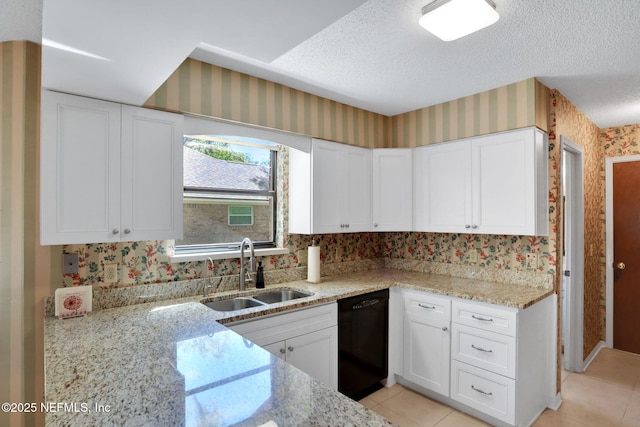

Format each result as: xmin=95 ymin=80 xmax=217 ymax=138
xmin=44 ymin=268 xmax=553 ymax=426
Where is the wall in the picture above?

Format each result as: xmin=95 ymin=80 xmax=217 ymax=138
xmin=549 ymin=90 xmax=602 ymax=359
xmin=146 ymin=58 xmax=387 ymax=148
xmin=0 ymin=40 xmax=46 ymax=427
xmin=387 ymin=78 xmax=549 ymax=147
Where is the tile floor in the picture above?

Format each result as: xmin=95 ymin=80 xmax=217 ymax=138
xmin=360 ymin=348 xmax=640 ymax=426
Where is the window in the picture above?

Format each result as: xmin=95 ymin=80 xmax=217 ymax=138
xmin=176 ymin=135 xmax=277 ymax=253
xmin=228 ymin=206 xmax=253 ymax=226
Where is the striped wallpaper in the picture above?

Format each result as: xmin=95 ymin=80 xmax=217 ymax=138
xmin=145 ymin=58 xmax=388 ymax=148
xmin=0 ymin=40 xmax=43 ymax=427
xmin=388 ymin=78 xmax=549 ymax=147
xmin=145 ymin=59 xmax=549 ymax=149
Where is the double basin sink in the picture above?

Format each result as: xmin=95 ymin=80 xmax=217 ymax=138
xmin=202 ymin=288 xmax=313 ymax=312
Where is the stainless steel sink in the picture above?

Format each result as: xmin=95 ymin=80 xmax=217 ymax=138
xmin=201 ymin=288 xmax=313 ymax=312
xmin=253 ymin=289 xmax=312 ymax=304
xmin=203 ymin=297 xmax=266 ymax=312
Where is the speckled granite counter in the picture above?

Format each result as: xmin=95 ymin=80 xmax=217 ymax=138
xmin=44 ymin=268 xmax=553 ymax=426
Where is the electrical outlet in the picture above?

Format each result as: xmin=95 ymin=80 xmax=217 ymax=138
xmin=526 ymin=253 xmax=538 ymax=270
xmin=104 ymin=263 xmax=118 ymax=283
xmin=296 ymin=249 xmax=308 ymax=266
xmin=469 ymin=250 xmax=478 ymax=263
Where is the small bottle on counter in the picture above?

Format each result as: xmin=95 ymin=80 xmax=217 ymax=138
xmin=256 ymin=261 xmax=265 ymax=288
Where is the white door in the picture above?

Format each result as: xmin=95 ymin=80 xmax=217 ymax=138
xmin=286 ymin=327 xmax=338 ymax=389
xmin=372 ymin=149 xmax=412 ymax=231
xmin=403 ymin=312 xmax=450 ymax=396
xmin=341 ymin=145 xmax=371 ymax=232
xmin=415 ymin=140 xmax=472 ymax=232
xmin=40 ymin=90 xmax=121 ymax=244
xmin=312 ymin=139 xmax=341 ymax=233
xmin=121 ymin=106 xmax=183 ymax=242
xmin=472 ymin=131 xmax=534 ymax=234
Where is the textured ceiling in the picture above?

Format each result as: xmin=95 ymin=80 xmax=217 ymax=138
xmin=43 ymin=0 xmax=640 ymax=128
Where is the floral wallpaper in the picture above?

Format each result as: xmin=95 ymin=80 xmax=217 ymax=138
xmin=550 ymin=90 xmax=603 ymax=359
xmin=382 ymin=232 xmax=552 ymax=273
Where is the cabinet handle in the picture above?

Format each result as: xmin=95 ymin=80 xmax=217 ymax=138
xmin=374 ymin=223 xmax=378 ymax=228
xmin=471 ymin=344 xmax=493 ymax=353
xmin=346 ymin=224 xmax=350 ymax=228
xmin=112 ymin=229 xmax=119 ymax=235
xmin=279 ymin=348 xmax=286 ymax=355
xmin=442 ymin=326 xmax=448 ymax=332
xmin=124 ymin=228 xmax=131 ymax=234
xmin=287 ymin=346 xmax=294 ymax=352
xmin=418 ymin=303 xmax=436 ymax=310
xmin=472 ymin=225 xmax=478 ymax=229
xmin=472 ymin=314 xmax=494 ymax=322
xmin=465 ymin=225 xmax=471 ymax=229
xmin=471 ymin=385 xmax=493 ymax=396
xmin=340 ymin=224 xmax=345 ymax=229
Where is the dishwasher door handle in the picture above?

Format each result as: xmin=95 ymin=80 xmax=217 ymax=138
xmin=352 ymin=299 xmax=380 ymax=309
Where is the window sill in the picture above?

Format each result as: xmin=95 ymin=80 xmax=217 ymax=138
xmin=169 ymin=247 xmax=290 ymax=263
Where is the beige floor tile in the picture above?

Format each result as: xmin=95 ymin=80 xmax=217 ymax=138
xmin=358 ymin=396 xmax=379 ymax=410
xmin=434 ymin=410 xmax=491 ymax=427
xmin=368 ymin=384 xmax=405 ymax=404
xmin=583 ymin=348 xmax=640 ymax=389
xmin=379 ymin=389 xmax=452 ymax=427
xmin=373 ymin=404 xmax=422 ymax=427
xmin=561 ymin=368 xmax=569 ymax=383
xmin=553 ymin=372 xmax=631 ymax=427
xmin=533 ymin=408 xmax=593 ymax=427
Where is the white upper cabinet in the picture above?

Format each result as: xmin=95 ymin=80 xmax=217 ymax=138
xmin=289 ymin=138 xmax=371 ymax=234
xmin=40 ymin=91 xmax=183 ymax=245
xmin=372 ymin=149 xmax=413 ymax=232
xmin=414 ymin=127 xmax=548 ymax=236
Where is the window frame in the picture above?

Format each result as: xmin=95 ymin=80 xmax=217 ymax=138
xmin=176 ymin=142 xmax=278 ymax=254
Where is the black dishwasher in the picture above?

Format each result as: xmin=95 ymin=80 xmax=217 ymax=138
xmin=338 ymin=289 xmax=389 ymax=400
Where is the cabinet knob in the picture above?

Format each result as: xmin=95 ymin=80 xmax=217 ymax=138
xmin=287 ymin=346 xmax=294 ymax=352
xmin=279 ymin=348 xmax=286 ymax=355
xmin=340 ymin=224 xmax=345 ymax=229
xmin=345 ymin=224 xmax=350 ymax=228
xmin=442 ymin=326 xmax=448 ymax=332
xmin=472 ymin=225 xmax=478 ymax=229
xmin=374 ymin=223 xmax=378 ymax=228
xmin=465 ymin=225 xmax=471 ymax=229
xmin=112 ymin=229 xmax=119 ymax=235
xmin=124 ymin=228 xmax=131 ymax=234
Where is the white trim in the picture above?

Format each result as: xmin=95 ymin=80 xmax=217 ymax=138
xmin=561 ymin=137 xmax=585 ymax=372
xmin=605 ymin=154 xmax=640 ymax=347
xmin=169 ymin=247 xmax=289 ymax=263
xmin=548 ymin=393 xmax=563 ymax=411
xmin=183 ymin=115 xmax=311 ymax=153
xmin=582 ymin=340 xmax=606 ymax=371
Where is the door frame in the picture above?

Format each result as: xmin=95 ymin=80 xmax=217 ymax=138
xmin=605 ymin=154 xmax=640 ymax=347
xmin=561 ymin=136 xmax=585 ymax=372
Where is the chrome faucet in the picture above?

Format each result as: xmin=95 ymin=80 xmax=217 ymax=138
xmin=239 ymin=237 xmax=255 ymax=291
xmin=203 ymin=257 xmax=214 ymax=297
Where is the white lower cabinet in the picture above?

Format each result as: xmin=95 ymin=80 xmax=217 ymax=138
xmin=229 ymin=303 xmax=338 ymax=390
xmin=398 ymin=290 xmax=555 ymax=427
xmin=402 ymin=290 xmax=451 ymax=396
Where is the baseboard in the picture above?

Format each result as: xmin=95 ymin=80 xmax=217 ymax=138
xmin=548 ymin=392 xmax=563 ymax=411
xmin=583 ymin=341 xmax=606 ymax=371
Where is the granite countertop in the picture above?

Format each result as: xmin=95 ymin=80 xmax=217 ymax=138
xmin=44 ymin=268 xmax=554 ymax=426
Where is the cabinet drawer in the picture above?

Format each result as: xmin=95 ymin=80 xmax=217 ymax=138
xmin=451 ymin=360 xmax=515 ymax=424
xmin=403 ymin=290 xmax=451 ymax=321
xmin=452 ymin=300 xmax=517 ymax=336
xmin=451 ymin=323 xmax=516 ymax=378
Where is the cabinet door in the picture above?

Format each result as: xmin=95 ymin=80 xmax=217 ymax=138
xmin=472 ymin=131 xmax=535 ymax=235
xmin=403 ymin=311 xmax=450 ymax=396
xmin=414 ymin=141 xmax=472 ymax=232
xmin=262 ymin=341 xmax=286 ymax=360
xmin=341 ymin=145 xmax=371 ymax=232
xmin=286 ymin=327 xmax=338 ymax=390
xmin=311 ymin=139 xmax=341 ymax=233
xmin=121 ymin=106 xmax=183 ymax=241
xmin=41 ymin=90 xmax=121 ymax=244
xmin=372 ymin=149 xmax=412 ymax=231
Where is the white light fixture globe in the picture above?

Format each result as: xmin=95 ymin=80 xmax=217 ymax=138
xmin=419 ymin=0 xmax=500 ymax=41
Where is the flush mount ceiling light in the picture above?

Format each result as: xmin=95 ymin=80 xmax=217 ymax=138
xmin=419 ymin=0 xmax=500 ymax=41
